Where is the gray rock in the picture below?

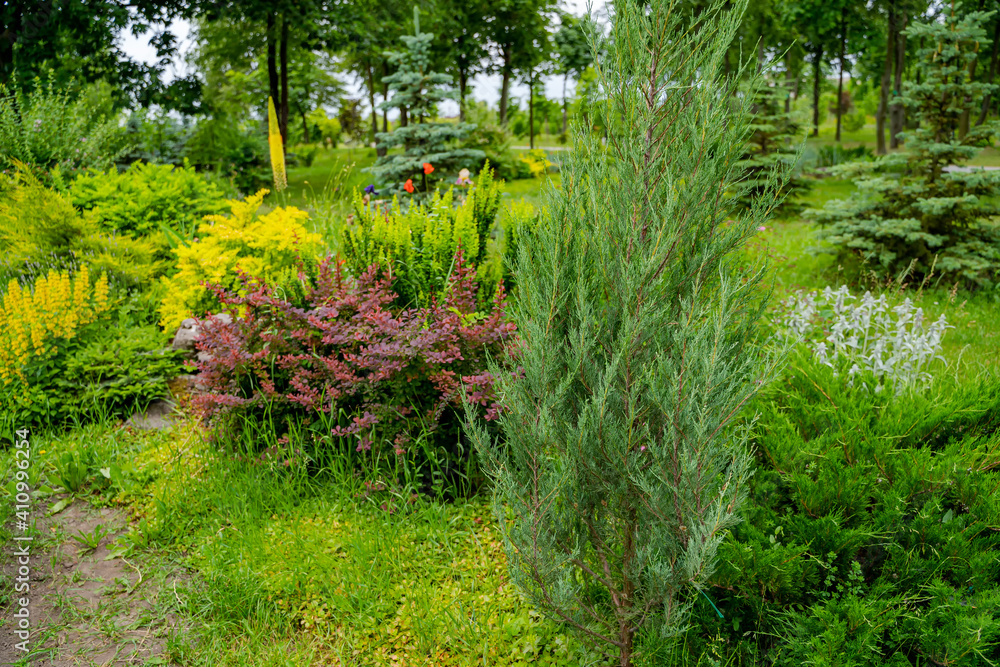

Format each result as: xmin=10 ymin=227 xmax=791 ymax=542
xmin=171 ymin=313 xmax=233 ymax=358
xmin=125 ymin=399 xmax=176 ymax=431
xmin=171 ymin=318 xmax=200 ymax=354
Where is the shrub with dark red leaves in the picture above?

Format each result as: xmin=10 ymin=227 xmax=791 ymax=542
xmin=192 ymin=251 xmax=515 ymax=477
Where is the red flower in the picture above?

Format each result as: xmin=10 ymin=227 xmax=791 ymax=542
xmin=404 ymin=179 xmax=415 ymax=193
xmin=423 ymin=162 xmax=434 ymax=175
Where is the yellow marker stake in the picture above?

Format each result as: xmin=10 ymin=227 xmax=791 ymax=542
xmin=268 ymin=96 xmax=287 ymax=192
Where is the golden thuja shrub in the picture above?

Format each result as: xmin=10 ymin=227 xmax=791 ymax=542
xmin=0 ymin=265 xmax=110 ymax=386
xmin=157 ymin=189 xmax=323 ymax=331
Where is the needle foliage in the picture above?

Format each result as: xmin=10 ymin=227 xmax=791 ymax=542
xmin=466 ymin=1 xmax=785 ymax=665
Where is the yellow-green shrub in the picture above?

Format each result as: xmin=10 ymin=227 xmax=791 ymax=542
xmin=65 ymin=161 xmax=228 ymax=237
xmin=518 ymin=149 xmax=553 ymax=178
xmin=158 ymin=190 xmax=324 ymax=330
xmin=341 ymin=166 xmax=513 ymax=308
xmin=0 ymin=168 xmax=165 ymax=289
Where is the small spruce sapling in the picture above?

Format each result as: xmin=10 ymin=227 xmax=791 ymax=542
xmin=465 ymin=1 xmax=782 ymax=665
xmin=365 ymin=7 xmax=485 ymax=199
xmin=811 ymin=4 xmax=1000 ymax=285
xmin=736 ymin=80 xmax=810 ymax=216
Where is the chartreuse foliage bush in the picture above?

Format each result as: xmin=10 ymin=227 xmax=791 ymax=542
xmin=466 ymin=0 xmax=781 ymax=665
xmin=65 ymin=161 xmax=227 ymax=238
xmin=342 ymin=165 xmax=522 ymax=309
xmin=193 ymin=254 xmax=514 ymax=492
xmin=0 ymin=169 xmax=164 ymax=290
xmin=684 ymin=357 xmax=1000 ymax=666
xmin=812 ymin=9 xmax=1000 ymax=286
xmin=157 ymin=190 xmax=324 ymax=331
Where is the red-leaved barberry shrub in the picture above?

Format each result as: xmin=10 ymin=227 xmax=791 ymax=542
xmin=192 ymin=250 xmax=515 ymax=481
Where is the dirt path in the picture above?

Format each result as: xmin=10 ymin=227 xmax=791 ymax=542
xmin=1 ymin=495 xmax=187 ymax=666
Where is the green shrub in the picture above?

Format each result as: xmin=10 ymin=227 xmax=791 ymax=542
xmin=185 ymin=117 xmax=269 ymax=196
xmin=1 ymin=320 xmax=184 ymax=430
xmin=62 ymin=324 xmax=185 ymax=418
xmin=686 ymin=357 xmax=1000 ymax=665
xmin=0 ymin=73 xmax=130 ymax=175
xmin=0 ymin=170 xmax=164 ymax=290
xmin=842 ymin=110 xmax=867 ymax=132
xmin=66 ymin=161 xmax=227 ymax=237
xmin=341 ymin=165 xmax=519 ymax=309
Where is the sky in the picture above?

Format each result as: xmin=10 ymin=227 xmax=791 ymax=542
xmin=118 ymin=0 xmax=607 ymax=118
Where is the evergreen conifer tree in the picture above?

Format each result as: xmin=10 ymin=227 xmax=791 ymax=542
xmin=736 ymin=81 xmax=809 ymax=215
xmin=465 ymin=1 xmax=781 ymax=665
xmin=365 ymin=8 xmax=485 ymax=198
xmin=812 ymin=5 xmax=1000 ymax=285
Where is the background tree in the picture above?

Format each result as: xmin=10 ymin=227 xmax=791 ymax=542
xmin=813 ymin=5 xmax=1000 ymax=285
xmin=487 ymin=0 xmax=555 ymax=125
xmin=1 ymin=0 xmax=188 ymax=106
xmin=366 ymin=7 xmax=484 ymax=197
xmin=553 ymin=12 xmax=594 ymax=136
xmin=467 ymin=0 xmax=780 ymax=665
xmin=429 ymin=0 xmax=491 ymax=122
xmin=785 ymin=0 xmax=841 ymax=137
xmin=737 ymin=80 xmax=810 ymax=214
xmin=516 ymin=29 xmax=553 ymax=149
xmin=340 ymin=0 xmax=407 ymax=154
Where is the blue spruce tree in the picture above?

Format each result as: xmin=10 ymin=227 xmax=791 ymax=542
xmin=365 ymin=8 xmax=485 ymax=199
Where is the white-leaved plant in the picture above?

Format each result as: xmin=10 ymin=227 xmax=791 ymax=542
xmin=781 ymin=286 xmax=951 ymax=394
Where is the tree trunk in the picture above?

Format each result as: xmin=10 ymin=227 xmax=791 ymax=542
xmin=400 ymin=106 xmax=408 ymax=128
xmin=811 ymin=46 xmax=823 ymax=137
xmin=889 ymin=13 xmax=907 ymax=149
xmin=499 ymin=44 xmax=512 ymax=125
xmin=977 ymin=14 xmax=1000 ymax=125
xmin=785 ymin=54 xmax=795 ymax=114
xmin=876 ymin=4 xmax=896 ymax=155
xmin=366 ymin=63 xmax=383 ymax=155
xmin=529 ymin=69 xmax=535 ymax=149
xmin=382 ymin=61 xmax=389 ymax=134
xmin=459 ymin=67 xmax=468 ymax=122
xmin=836 ymin=13 xmax=847 ymax=142
xmin=279 ymin=14 xmax=289 ymax=152
xmin=562 ymin=73 xmax=569 ymax=135
xmin=266 ymin=13 xmax=279 ymax=112
xmin=960 ymin=57 xmax=977 ymax=138
xmin=301 ymin=112 xmax=310 ymax=144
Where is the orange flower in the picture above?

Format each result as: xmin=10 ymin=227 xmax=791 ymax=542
xmin=422 ymin=162 xmax=434 ymax=175
xmin=404 ymin=179 xmax=415 ymax=193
